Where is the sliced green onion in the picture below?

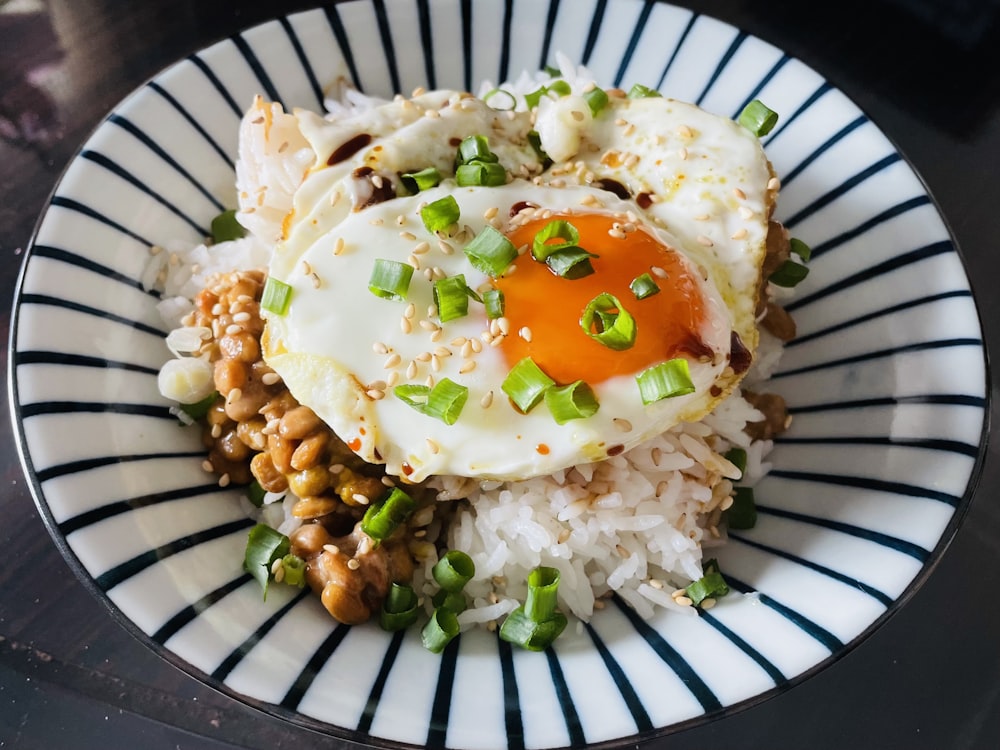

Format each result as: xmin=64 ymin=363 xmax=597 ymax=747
xmin=456 ymin=161 xmax=507 ymax=187
xmin=246 ymin=479 xmax=267 ymax=508
xmin=280 ymin=554 xmax=306 ymax=588
xmin=686 ymin=558 xmax=730 ymax=606
xmin=524 ymin=566 xmax=561 ymax=621
xmin=261 ymin=276 xmax=293 ymax=315
xmin=401 ymin=166 xmax=442 ymax=193
xmin=483 ymin=288 xmax=505 ymax=319
xmin=527 ymin=130 xmax=550 ymax=165
xmin=738 ymin=99 xmax=778 ymax=136
xmin=628 ymin=83 xmax=661 ymax=98
xmin=464 ymin=225 xmax=518 ymax=276
xmin=769 ymin=259 xmax=809 ymax=288
xmin=483 ymin=87 xmax=517 ymax=111
xmin=426 ymin=378 xmax=469 ymax=424
xmin=179 ymin=390 xmax=218 ymax=420
xmin=543 ymin=64 xmax=562 ymax=77
xmin=790 ymin=237 xmax=812 ymax=262
xmin=524 ymin=86 xmax=547 ymax=110
xmin=547 ymin=80 xmax=571 ymax=96
xmin=532 ymin=219 xmax=580 ymax=261
xmin=546 ymin=248 xmax=598 ymax=279
xmin=422 ymin=607 xmax=461 ymax=653
xmin=457 ymin=134 xmax=498 ymax=164
xmin=499 ymin=606 xmax=567 ymax=651
xmin=368 ymin=259 xmax=414 ymax=301
xmin=432 ymin=588 xmax=468 ymax=613
xmin=394 ymin=378 xmax=469 ymax=425
xmin=420 ymin=194 xmax=461 ymax=232
xmin=433 ymin=549 xmax=475 ymax=592
xmin=434 ymin=275 xmax=471 ymax=322
xmin=210 ymin=209 xmax=247 ymax=243
xmin=723 ymin=447 xmax=748 ymax=477
xmin=502 ymin=357 xmax=555 ymax=413
xmin=380 ymin=582 xmax=419 ymax=631
xmin=727 ymin=486 xmax=757 ymax=530
xmin=581 ymin=293 xmax=636 ymax=350
xmin=583 ymin=86 xmax=609 ymax=116
xmin=630 ymin=272 xmax=660 ymax=300
xmin=361 ymin=487 xmax=416 ymax=542
xmin=545 ymin=381 xmax=599 ymax=424
xmin=636 ymin=358 xmax=696 ymax=404
xmin=243 ymin=524 xmax=290 ymax=599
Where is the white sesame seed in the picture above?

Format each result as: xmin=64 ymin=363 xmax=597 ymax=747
xmin=613 ymin=418 xmax=633 ymax=432
xmin=623 ymin=122 xmax=636 ymax=136
xmin=461 ymin=340 xmax=474 ymax=358
xmin=425 ymin=374 xmax=435 ymax=388
xmin=373 ymin=341 xmax=389 ymax=354
xmin=675 ymin=596 xmax=693 ymax=607
xmin=480 ymin=390 xmax=494 ymax=408
xmin=323 ymin=544 xmax=339 ymax=555
xmin=386 ymin=371 xmax=399 ymax=387
xmin=371 ymin=175 xmax=384 ymax=190
xmin=732 ymin=187 xmax=747 ymax=200
xmin=399 ymin=231 xmax=417 ymax=241
xmin=412 ymin=86 xmax=426 ymax=97
xmin=261 ymin=372 xmax=281 ymax=386
xmin=418 ymin=320 xmax=437 ymax=332
xmin=218 ymin=473 xmax=231 ymax=488
xmin=413 ymin=241 xmax=430 ymax=255
xmin=483 ymin=206 xmax=499 ymax=220
xmin=738 ymin=206 xmax=754 ymax=219
xmin=519 ymin=326 xmax=533 ymax=342
xmin=701 ymin=598 xmax=717 ymax=610
xmin=347 ymin=558 xmax=361 ymax=570
xmin=496 ymin=317 xmax=510 ymax=335
xmin=201 ymin=460 xmax=214 ymax=472
xmin=383 ymin=353 xmax=402 ymax=369
xmin=430 ymin=328 xmax=443 ymax=342
xmin=232 ymin=311 xmax=251 ymax=323
xmin=431 ymin=355 xmax=442 ymax=372
xmin=400 ymin=317 xmax=412 ymax=334
xmin=408 ymin=254 xmax=421 ymax=269
xmin=470 ymin=338 xmax=483 ymax=353
xmin=225 ymin=323 xmax=242 ymax=336
xmin=426 ymin=438 xmax=440 ymax=454
xmin=676 ymin=124 xmax=693 ymax=138
xmin=671 ymin=588 xmax=687 ymax=599
xmin=334 ymin=237 xmax=346 ymax=255
xmin=406 ymin=360 xmax=418 ymax=379
xmin=270 ymin=558 xmax=283 ymax=575
xmin=415 ymin=352 xmax=432 ymax=362
xmin=404 ymin=303 xmax=416 ymax=319
xmin=459 ymin=360 xmax=476 ymax=374
xmin=366 ymin=388 xmax=385 ymax=400
xmin=434 ymin=346 xmax=452 ymax=357
xmin=651 ymin=266 xmax=668 ymax=278
xmin=352 ymin=493 xmax=370 ymax=505
xmin=697 ymin=235 xmax=714 ymax=247
xmin=694 ymin=213 xmax=711 ymax=221
xmin=437 ymin=239 xmax=454 ymax=255
xmin=768 ymin=176 xmax=781 ymax=191
xmin=731 ymin=228 xmax=748 ymax=240
xmin=678 ymin=147 xmax=688 ymax=160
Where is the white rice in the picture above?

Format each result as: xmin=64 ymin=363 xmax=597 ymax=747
xmin=149 ymin=59 xmax=785 ymax=629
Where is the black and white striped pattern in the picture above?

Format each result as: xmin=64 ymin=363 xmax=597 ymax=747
xmin=10 ymin=1 xmax=987 ymax=747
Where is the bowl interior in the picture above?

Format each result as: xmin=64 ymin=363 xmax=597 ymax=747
xmin=9 ymin=1 xmax=988 ymax=748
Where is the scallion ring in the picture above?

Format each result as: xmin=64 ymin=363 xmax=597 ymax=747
xmin=361 ymin=487 xmax=416 ymax=542
xmin=393 ymin=378 xmax=469 ymax=425
xmin=738 ymin=99 xmax=778 ymax=137
xmin=422 ymin=607 xmax=461 ymax=653
xmin=420 ymin=194 xmax=461 ymax=232
xmin=531 ymin=219 xmax=580 ymax=261
xmin=457 ymin=134 xmax=499 ymax=164
xmin=524 ymin=566 xmax=562 ymax=621
xmin=790 ymin=237 xmax=812 ymax=262
xmin=686 ymin=558 xmax=730 ymax=606
xmin=380 ymin=582 xmax=419 ymax=632
xmin=630 ymin=272 xmax=660 ymax=299
xmin=580 ymin=293 xmax=636 ymax=350
xmin=455 ymin=161 xmax=507 ymax=187
xmin=431 ymin=589 xmax=468 ymax=613
xmin=433 ymin=549 xmax=475 ymax=592
xmin=280 ymin=554 xmax=306 ymax=588
xmin=210 ymin=209 xmax=247 ymax=243
xmin=545 ymin=247 xmax=598 ymax=279
xmin=483 ymin=288 xmax=505 ymax=319
xmin=261 ymin=276 xmax=293 ymax=315
xmin=636 ymin=358 xmax=696 ymax=404
xmin=179 ymin=390 xmax=218 ymax=420
xmin=482 ymin=87 xmax=517 ymax=111
xmin=464 ymin=225 xmax=518 ymax=277
xmin=726 ymin=486 xmax=757 ymax=530
xmin=499 ymin=606 xmax=567 ymax=651
xmin=628 ymin=83 xmax=661 ymax=98
xmin=544 ymin=380 xmax=599 ymax=424
xmin=433 ymin=275 xmax=472 ymax=322
xmin=368 ymin=259 xmax=414 ymax=301
xmin=583 ymin=86 xmax=609 ymax=116
xmin=502 ymin=357 xmax=555 ymax=413
xmin=768 ymin=259 xmax=809 ymax=288
xmin=246 ymin=479 xmax=267 ymax=508
xmin=401 ymin=166 xmax=442 ymax=193
xmin=723 ymin=447 xmax=748 ymax=478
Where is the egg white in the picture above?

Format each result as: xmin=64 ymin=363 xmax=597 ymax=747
xmin=257 ymin=87 xmax=774 ymax=482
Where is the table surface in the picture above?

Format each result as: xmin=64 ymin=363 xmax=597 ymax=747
xmin=3 ymin=1 xmax=1000 ymax=748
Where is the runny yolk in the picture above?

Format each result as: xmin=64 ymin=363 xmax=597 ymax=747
xmin=496 ymin=211 xmax=712 ymax=385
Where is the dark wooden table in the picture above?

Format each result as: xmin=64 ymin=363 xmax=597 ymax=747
xmin=3 ymin=1 xmax=999 ymax=748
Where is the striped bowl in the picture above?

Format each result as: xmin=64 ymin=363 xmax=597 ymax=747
xmin=9 ymin=1 xmax=988 ymax=747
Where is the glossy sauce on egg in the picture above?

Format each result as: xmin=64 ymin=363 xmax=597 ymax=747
xmin=498 ymin=211 xmax=713 ymax=385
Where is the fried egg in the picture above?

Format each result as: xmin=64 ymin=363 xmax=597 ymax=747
xmin=254 ymin=86 xmax=776 ymax=482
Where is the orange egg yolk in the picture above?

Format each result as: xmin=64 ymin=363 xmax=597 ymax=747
xmin=496 ymin=212 xmax=713 ymax=385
